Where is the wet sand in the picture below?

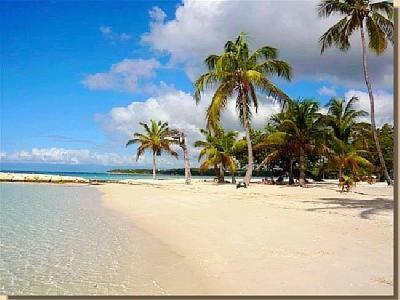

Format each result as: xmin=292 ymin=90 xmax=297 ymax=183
xmin=98 ymin=179 xmax=394 ymax=295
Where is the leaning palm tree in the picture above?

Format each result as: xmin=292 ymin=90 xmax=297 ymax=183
xmin=169 ymin=129 xmax=191 ymax=184
xmin=126 ymin=120 xmax=178 ymax=180
xmin=318 ymin=0 xmax=394 ymax=185
xmin=194 ymin=128 xmax=241 ymax=183
xmin=194 ymin=33 xmax=292 ymax=186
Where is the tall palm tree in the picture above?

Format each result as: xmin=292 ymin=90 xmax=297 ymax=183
xmin=324 ymin=96 xmax=369 ymax=178
xmin=259 ymin=99 xmax=324 ymax=187
xmin=126 ymin=120 xmax=178 ymax=180
xmin=194 ymin=128 xmax=241 ymax=183
xmin=318 ymin=0 xmax=394 ymax=185
xmin=194 ymin=33 xmax=292 ymax=186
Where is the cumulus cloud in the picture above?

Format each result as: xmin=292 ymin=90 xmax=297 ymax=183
xmin=344 ymin=89 xmax=394 ymax=126
xmin=96 ymin=88 xmax=282 ymax=165
xmin=141 ymin=0 xmax=393 ymax=88
xmin=0 ymin=148 xmax=133 ymax=166
xmin=100 ymin=26 xmax=132 ymax=43
xmin=318 ymin=86 xmax=336 ymax=97
xmin=81 ymin=58 xmax=161 ymax=92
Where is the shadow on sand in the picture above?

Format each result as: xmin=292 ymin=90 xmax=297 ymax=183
xmin=303 ymin=197 xmax=393 ymax=219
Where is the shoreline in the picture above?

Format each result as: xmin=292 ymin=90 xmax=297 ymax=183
xmin=97 ymin=180 xmax=394 ymax=295
xmin=0 ymin=174 xmax=394 ymax=294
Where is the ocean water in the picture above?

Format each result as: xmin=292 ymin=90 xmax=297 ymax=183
xmin=0 ymin=183 xmax=204 ymax=295
xmin=0 ymin=170 xmax=212 ymax=181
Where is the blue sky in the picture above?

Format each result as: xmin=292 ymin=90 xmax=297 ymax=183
xmin=0 ymin=0 xmax=394 ymax=171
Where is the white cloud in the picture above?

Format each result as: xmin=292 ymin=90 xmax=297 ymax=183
xmin=149 ymin=6 xmax=167 ymax=24
xmin=318 ymin=86 xmax=336 ymax=97
xmin=0 ymin=148 xmax=133 ymax=166
xmin=97 ymin=88 xmax=281 ymax=166
xmin=344 ymin=89 xmax=394 ymax=126
xmin=81 ymin=58 xmax=161 ymax=92
xmin=100 ymin=26 xmax=132 ymax=43
xmin=141 ymin=0 xmax=393 ymax=88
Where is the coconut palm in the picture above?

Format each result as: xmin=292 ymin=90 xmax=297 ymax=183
xmin=194 ymin=33 xmax=292 ymax=186
xmin=256 ymin=129 xmax=298 ymax=185
xmin=324 ymin=97 xmax=370 ymax=178
xmin=328 ymin=137 xmax=373 ymax=179
xmin=194 ymin=128 xmax=243 ymax=183
xmin=318 ymin=0 xmax=394 ymax=185
xmin=324 ymin=96 xmax=368 ymax=142
xmin=258 ymin=99 xmax=324 ymax=187
xmin=126 ymin=120 xmax=178 ymax=180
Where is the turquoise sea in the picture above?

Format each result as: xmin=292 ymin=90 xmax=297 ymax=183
xmin=0 ymin=183 xmax=203 ymax=295
xmin=0 ymin=170 xmax=212 ymax=181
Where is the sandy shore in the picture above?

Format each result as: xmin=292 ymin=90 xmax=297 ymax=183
xmin=97 ymin=179 xmax=394 ymax=295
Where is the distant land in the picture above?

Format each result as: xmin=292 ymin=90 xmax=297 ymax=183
xmin=108 ymin=168 xmax=273 ymax=177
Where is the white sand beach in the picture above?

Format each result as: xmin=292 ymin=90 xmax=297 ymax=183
xmin=97 ymin=180 xmax=394 ymax=295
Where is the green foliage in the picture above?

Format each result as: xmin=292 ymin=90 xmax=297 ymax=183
xmin=126 ymin=119 xmax=178 ymax=161
xmin=324 ymin=98 xmax=373 ymax=177
xmin=318 ymin=0 xmax=393 ymax=54
xmin=194 ymin=128 xmax=241 ymax=178
xmin=194 ymin=33 xmax=292 ymax=129
xmin=257 ymin=99 xmax=324 ymax=167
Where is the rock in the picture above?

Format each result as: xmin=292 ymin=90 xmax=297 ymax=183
xmin=0 ymin=172 xmax=89 ymax=184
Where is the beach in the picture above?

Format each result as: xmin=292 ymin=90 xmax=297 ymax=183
xmin=97 ymin=179 xmax=394 ymax=295
xmin=0 ymin=178 xmax=394 ymax=295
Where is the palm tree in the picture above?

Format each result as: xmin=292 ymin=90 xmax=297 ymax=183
xmin=324 ymin=96 xmax=369 ymax=178
xmin=256 ymin=129 xmax=298 ymax=185
xmin=324 ymin=96 xmax=368 ymax=142
xmin=194 ymin=128 xmax=242 ymax=183
xmin=169 ymin=129 xmax=192 ymax=184
xmin=318 ymin=0 xmax=394 ymax=185
xmin=328 ymin=137 xmax=373 ymax=179
xmin=258 ymin=99 xmax=324 ymax=187
xmin=194 ymin=33 xmax=292 ymax=186
xmin=126 ymin=120 xmax=178 ymax=180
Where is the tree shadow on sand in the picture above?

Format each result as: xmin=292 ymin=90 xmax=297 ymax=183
xmin=303 ymin=197 xmax=393 ymax=219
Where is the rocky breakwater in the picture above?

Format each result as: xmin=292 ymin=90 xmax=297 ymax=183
xmin=0 ymin=172 xmax=90 ymax=184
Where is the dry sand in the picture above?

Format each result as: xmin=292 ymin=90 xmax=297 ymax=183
xmin=97 ymin=179 xmax=394 ymax=296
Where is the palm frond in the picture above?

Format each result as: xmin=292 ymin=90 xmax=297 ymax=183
xmin=366 ymin=15 xmax=388 ymax=54
xmin=317 ymin=0 xmax=353 ymax=17
xmin=319 ymin=17 xmax=351 ymax=53
xmin=370 ymin=1 xmax=394 ymax=19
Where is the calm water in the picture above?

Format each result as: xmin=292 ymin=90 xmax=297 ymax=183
xmin=0 ymin=170 xmax=209 ymax=181
xmin=0 ymin=183 xmax=203 ymax=295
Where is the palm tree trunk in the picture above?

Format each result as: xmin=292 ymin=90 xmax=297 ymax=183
xmin=241 ymin=98 xmax=253 ymax=186
xmin=289 ymin=156 xmax=294 ymax=185
xmin=180 ymin=133 xmax=191 ymax=185
xmin=213 ymin=164 xmax=218 ymax=181
xmin=231 ymin=172 xmax=236 ymax=184
xmin=360 ymin=22 xmax=393 ymax=185
xmin=338 ymin=166 xmax=343 ymax=181
xmin=152 ymin=151 xmax=157 ymax=180
xmin=218 ymin=163 xmax=225 ymax=183
xmin=299 ymin=147 xmax=306 ymax=187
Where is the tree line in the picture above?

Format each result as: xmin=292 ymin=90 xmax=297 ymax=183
xmin=126 ymin=0 xmax=394 ymax=186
